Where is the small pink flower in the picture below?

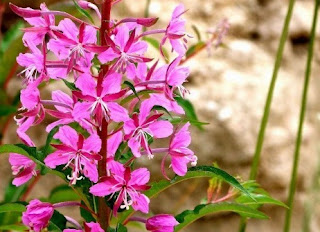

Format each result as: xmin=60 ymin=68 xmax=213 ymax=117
xmin=90 ymin=167 xmax=150 ymax=216
xmin=161 ymin=4 xmax=188 ymax=56
xmin=98 ymin=25 xmax=152 ymax=73
xmin=163 ymin=122 xmax=197 ymax=177
xmin=74 ymin=72 xmax=129 ymax=126
xmin=124 ymin=101 xmax=173 ymax=158
xmin=20 ymin=3 xmax=55 ymax=46
xmin=9 ymin=153 xmax=37 ymax=186
xmin=45 ymin=90 xmax=93 ymax=133
xmin=44 ymin=126 xmax=101 ymax=184
xmin=22 ymin=199 xmax=54 ymax=232
xmin=146 ymin=214 xmax=179 ymax=232
xmin=15 ymin=81 xmax=45 ymax=146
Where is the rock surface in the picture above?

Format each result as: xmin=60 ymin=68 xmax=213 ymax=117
xmin=2 ymin=0 xmax=320 ymax=231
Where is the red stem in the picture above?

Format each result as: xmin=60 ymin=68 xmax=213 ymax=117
xmin=20 ymin=175 xmax=41 ymax=201
xmin=97 ymin=1 xmax=112 ymax=230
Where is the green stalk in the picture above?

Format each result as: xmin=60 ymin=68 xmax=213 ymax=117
xmin=249 ymin=0 xmax=296 ymax=180
xmin=283 ymin=1 xmax=319 ymax=231
xmin=144 ymin=0 xmax=151 ymax=18
xmin=239 ymin=0 xmax=296 ymax=230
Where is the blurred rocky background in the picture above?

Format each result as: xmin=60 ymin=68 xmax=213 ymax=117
xmin=1 ymin=0 xmax=320 ymax=231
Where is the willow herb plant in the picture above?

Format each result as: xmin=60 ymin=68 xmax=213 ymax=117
xmin=0 ymin=1 xmax=285 ymax=231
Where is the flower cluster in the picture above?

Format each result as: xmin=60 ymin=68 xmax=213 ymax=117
xmin=10 ymin=1 xmax=197 ymax=231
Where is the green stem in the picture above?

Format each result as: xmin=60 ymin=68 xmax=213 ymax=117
xmin=239 ymin=0 xmax=297 ymax=230
xmin=283 ymin=1 xmax=319 ymax=231
xmin=144 ymin=0 xmax=151 ymax=18
xmin=239 ymin=217 xmax=247 ymax=232
xmin=249 ymin=0 xmax=296 ymax=180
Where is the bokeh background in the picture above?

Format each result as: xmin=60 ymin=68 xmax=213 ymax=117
xmin=1 ymin=0 xmax=320 ymax=231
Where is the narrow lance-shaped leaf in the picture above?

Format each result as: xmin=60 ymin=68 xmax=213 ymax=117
xmin=174 ymin=202 xmax=268 ymax=231
xmin=0 ymin=203 xmax=26 ymax=213
xmin=174 ymin=96 xmax=207 ymax=129
xmin=123 ymin=81 xmax=140 ymax=100
xmin=72 ymin=0 xmax=94 ymax=23
xmin=0 ymin=225 xmax=28 ymax=231
xmin=236 ymin=193 xmax=288 ymax=208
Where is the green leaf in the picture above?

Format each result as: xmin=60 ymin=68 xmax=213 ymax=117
xmin=185 ymin=41 xmax=206 ymax=60
xmin=143 ymin=37 xmax=169 ymax=61
xmin=4 ymin=181 xmax=27 ymax=203
xmin=236 ymin=193 xmax=288 ymax=208
xmin=63 ymin=79 xmax=78 ymax=91
xmin=48 ymin=221 xmax=62 ymax=232
xmin=174 ymin=96 xmax=207 ymax=129
xmin=191 ymin=25 xmax=202 ymax=41
xmin=120 ymin=90 xmax=154 ymax=105
xmin=0 ymin=33 xmax=24 ymax=87
xmin=41 ymin=126 xmax=59 ymax=160
xmin=0 ymin=203 xmax=26 ymax=213
xmin=49 ymin=210 xmax=67 ymax=231
xmin=123 ymin=81 xmax=140 ymax=100
xmin=119 ymin=165 xmax=252 ymax=222
xmin=152 ymin=105 xmax=173 ymax=118
xmin=174 ymin=203 xmax=268 ymax=231
xmin=72 ymin=0 xmax=94 ymax=23
xmin=0 ymin=104 xmax=17 ymax=117
xmin=49 ymin=185 xmax=81 ymax=203
xmin=168 ymin=117 xmax=209 ymax=126
xmin=1 ymin=21 xmax=24 ymax=53
xmin=0 ymin=225 xmax=28 ymax=231
xmin=116 ymin=223 xmax=128 ymax=232
xmin=80 ymin=200 xmax=96 ymax=222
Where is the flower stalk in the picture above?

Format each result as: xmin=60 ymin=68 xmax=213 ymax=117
xmin=97 ymin=0 xmax=112 ymax=230
xmin=283 ymin=1 xmax=320 ymax=231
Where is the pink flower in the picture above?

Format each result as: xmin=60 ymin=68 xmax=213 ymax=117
xmin=15 ymin=82 xmax=45 ymax=146
xmin=17 ymin=42 xmax=45 ymax=83
xmin=98 ymin=25 xmax=152 ymax=73
xmin=145 ymin=57 xmax=190 ymax=99
xmin=90 ymin=167 xmax=150 ymax=216
xmin=22 ymin=3 xmax=55 ymax=45
xmin=124 ymin=101 xmax=173 ymax=158
xmin=164 ymin=57 xmax=190 ymax=99
xmin=64 ymin=222 xmax=105 ymax=232
xmin=161 ymin=4 xmax=188 ymax=56
xmin=22 ymin=199 xmax=54 ymax=232
xmin=44 ymin=126 xmax=101 ymax=184
xmin=163 ymin=123 xmax=197 ymax=177
xmin=74 ymin=72 xmax=129 ymax=126
xmin=17 ymin=41 xmax=66 ymax=83
xmin=9 ymin=153 xmax=37 ymax=186
xmin=146 ymin=214 xmax=179 ymax=232
xmin=47 ymin=18 xmax=98 ymax=69
xmin=45 ymin=90 xmax=93 ymax=133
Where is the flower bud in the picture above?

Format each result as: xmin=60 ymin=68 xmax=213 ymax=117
xmin=78 ymin=1 xmax=90 ymax=9
xmin=146 ymin=214 xmax=179 ymax=232
xmin=136 ymin=17 xmax=159 ymax=27
xmin=22 ymin=199 xmax=54 ymax=232
xmin=9 ymin=3 xmax=41 ymax=18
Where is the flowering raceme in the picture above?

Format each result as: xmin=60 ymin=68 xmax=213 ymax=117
xmin=9 ymin=1 xmax=198 ymax=231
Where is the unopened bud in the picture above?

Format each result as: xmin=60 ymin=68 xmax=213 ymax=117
xmin=78 ymin=0 xmax=90 ymax=9
xmin=136 ymin=17 xmax=159 ymax=27
xmin=9 ymin=3 xmax=41 ymax=18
